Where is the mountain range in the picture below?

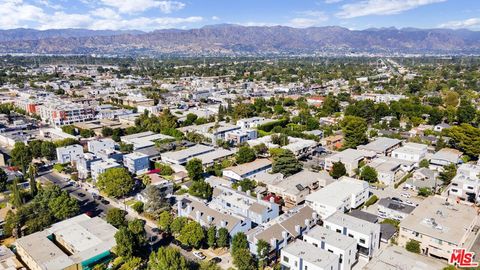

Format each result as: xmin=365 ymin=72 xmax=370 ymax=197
xmin=0 ymin=24 xmax=479 ymax=56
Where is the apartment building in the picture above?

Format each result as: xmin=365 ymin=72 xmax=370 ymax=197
xmin=90 ymin=159 xmax=122 ymax=181
xmin=306 ymin=177 xmax=369 ymax=219
xmin=38 ymin=101 xmax=95 ymax=126
xmin=449 ymin=163 xmax=480 ymax=202
xmin=280 ymin=240 xmax=340 ymax=270
xmin=391 ymin=142 xmax=428 ymax=163
xmin=225 ymin=129 xmax=258 ymax=145
xmin=324 ymin=212 xmax=381 ymax=259
xmin=303 ymin=226 xmax=357 ymax=270
xmin=324 ymin=149 xmax=376 ymax=176
xmin=223 ymin=159 xmax=272 ymax=181
xmin=256 ymin=170 xmax=333 ymax=208
xmin=246 ymin=205 xmax=319 ymax=256
xmin=177 ymin=196 xmax=251 ymax=237
xmin=377 ymin=198 xmax=415 ymax=221
xmin=210 ymin=185 xmax=280 ymax=224
xmin=398 ymin=196 xmax=480 ymax=260
xmin=161 ymin=144 xmax=215 ymax=165
xmin=429 ymin=148 xmax=463 ymax=171
xmin=15 ymin=214 xmax=117 ymax=270
xmin=87 ymin=138 xmax=115 ymax=156
xmin=56 ymin=144 xmax=84 ymax=164
xmin=123 ymin=152 xmax=150 ymax=174
xmin=357 ymin=137 xmax=402 ymax=156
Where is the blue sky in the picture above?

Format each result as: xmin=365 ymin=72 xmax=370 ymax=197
xmin=1 ymin=0 xmax=479 ymax=31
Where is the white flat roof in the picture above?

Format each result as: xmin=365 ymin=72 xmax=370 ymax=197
xmin=306 ymin=177 xmax=368 ymax=207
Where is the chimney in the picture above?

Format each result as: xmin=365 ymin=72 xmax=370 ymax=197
xmin=246 ymin=190 xmax=251 ymax=196
xmin=295 ymin=225 xmax=301 ymax=235
xmin=282 ymin=231 xmax=288 ymax=248
xmin=187 ymin=205 xmax=193 ymax=214
xmin=304 ymin=219 xmax=310 ymax=233
xmin=220 ymin=220 xmax=227 ymax=228
xmin=237 ymin=186 xmax=242 ymax=192
xmin=195 ymin=211 xmax=201 ymax=222
xmin=207 ymin=215 xmax=213 ymax=223
xmin=311 ymin=212 xmax=318 ymax=221
xmin=269 ymin=197 xmax=275 ymax=203
xmin=270 ymin=238 xmax=277 ymax=248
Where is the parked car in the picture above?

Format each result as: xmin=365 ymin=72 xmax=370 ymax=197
xmin=193 ymin=251 xmax=206 ymax=260
xmin=402 ymin=186 xmax=409 ymax=191
xmin=77 ymin=192 xmax=86 ymax=197
xmin=210 ymin=257 xmax=222 ymax=264
xmin=404 ymin=200 xmax=417 ymax=207
xmin=401 ymin=192 xmax=411 ymax=198
xmin=392 ymin=197 xmax=403 ymax=202
xmin=101 ymin=199 xmax=110 ymax=205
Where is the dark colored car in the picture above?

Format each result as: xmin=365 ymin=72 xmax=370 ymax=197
xmin=101 ymin=199 xmax=110 ymax=205
xmin=210 ymin=257 xmax=222 ymax=264
xmin=77 ymin=193 xmax=86 ymax=197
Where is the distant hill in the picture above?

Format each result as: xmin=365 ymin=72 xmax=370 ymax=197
xmin=0 ymin=25 xmax=479 ymax=56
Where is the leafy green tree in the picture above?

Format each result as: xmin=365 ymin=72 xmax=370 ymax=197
xmin=444 ymin=124 xmax=480 ymax=158
xmin=232 ymin=178 xmax=257 ymax=193
xmin=457 ymin=100 xmax=476 ymax=124
xmin=271 ymin=149 xmax=302 ymax=176
xmin=253 ymin=143 xmax=268 ymax=156
xmin=48 ymin=192 xmax=80 ymax=220
xmin=236 ymin=146 xmax=256 ymax=164
xmin=114 ymin=227 xmax=136 ymax=258
xmin=97 ymin=168 xmax=134 ymax=198
xmin=419 ymin=159 xmax=429 ymax=168
xmin=11 ymin=142 xmax=32 ymax=174
xmin=405 ymin=239 xmax=421 ymax=254
xmin=102 ymin=127 xmax=114 ymax=137
xmin=119 ymin=257 xmax=142 ymax=270
xmin=199 ymin=261 xmax=222 ymax=270
xmin=233 ymin=248 xmax=256 ymax=270
xmin=330 ymin=161 xmax=346 ymax=179
xmin=360 ymin=166 xmax=378 ymax=183
xmin=207 ymin=226 xmax=216 ymax=248
xmin=418 ymin=187 xmax=433 ymax=197
xmin=257 ymin=239 xmax=270 ymax=269
xmin=341 ymin=116 xmax=368 ymax=149
xmin=171 ymin=217 xmax=188 ymax=235
xmin=439 ymin=164 xmax=456 ymax=185
xmin=231 ymin=232 xmax=249 ymax=255
xmin=143 ymin=185 xmax=169 ymax=216
xmin=128 ymin=219 xmax=147 ymax=247
xmin=186 ymin=158 xmax=204 ymax=181
xmin=28 ymin=164 xmax=38 ymax=197
xmin=28 ymin=140 xmax=43 ymax=158
xmin=158 ymin=211 xmax=173 ymax=233
xmin=178 ymin=221 xmax=205 ymax=248
xmin=41 ymin=141 xmax=56 ymax=160
xmin=217 ymin=227 xmax=229 ymax=248
xmin=106 ymin=208 xmax=127 ymax=228
xmin=189 ymin=181 xmax=213 ymax=200
xmin=147 ymin=247 xmax=189 ymax=270
xmin=0 ymin=168 xmax=8 ymax=192
xmin=10 ymin=177 xmax=23 ymax=208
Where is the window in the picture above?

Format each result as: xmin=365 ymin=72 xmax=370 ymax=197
xmin=348 ymin=234 xmax=354 ymax=238
xmin=336 ymin=229 xmax=342 ymax=233
xmin=359 ymin=238 xmax=366 ymax=244
xmin=313 ymin=243 xmax=318 ymax=247
xmin=304 ymin=266 xmax=308 ymax=270
xmin=283 ymin=256 xmax=289 ymax=263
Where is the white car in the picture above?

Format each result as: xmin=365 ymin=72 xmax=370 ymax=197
xmin=400 ymin=192 xmax=411 ymax=198
xmin=193 ymin=251 xmax=206 ymax=260
xmin=404 ymin=200 xmax=417 ymax=207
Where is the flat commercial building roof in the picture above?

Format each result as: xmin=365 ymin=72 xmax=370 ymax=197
xmin=364 ymin=245 xmax=447 ymax=270
xmin=304 ymin=226 xmax=357 ymax=250
xmin=306 ymin=176 xmax=368 ymax=207
xmin=400 ymin=196 xmax=478 ymax=245
xmin=15 ymin=214 xmax=117 ymax=270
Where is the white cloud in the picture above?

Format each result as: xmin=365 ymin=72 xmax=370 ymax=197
xmin=0 ymin=0 xmax=46 ymax=29
xmin=38 ymin=12 xmax=93 ymax=29
xmin=35 ymin=0 xmax=63 ymax=10
xmin=439 ymin=18 xmax=480 ymax=29
xmin=337 ymin=0 xmax=446 ymax=19
xmin=100 ymin=0 xmax=185 ymax=14
xmin=324 ymin=0 xmax=343 ymax=3
xmin=211 ymin=16 xmax=220 ymax=20
xmin=88 ymin=16 xmax=203 ymax=30
xmin=90 ymin=7 xmax=121 ymax=20
xmin=288 ymin=10 xmax=328 ymax=28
